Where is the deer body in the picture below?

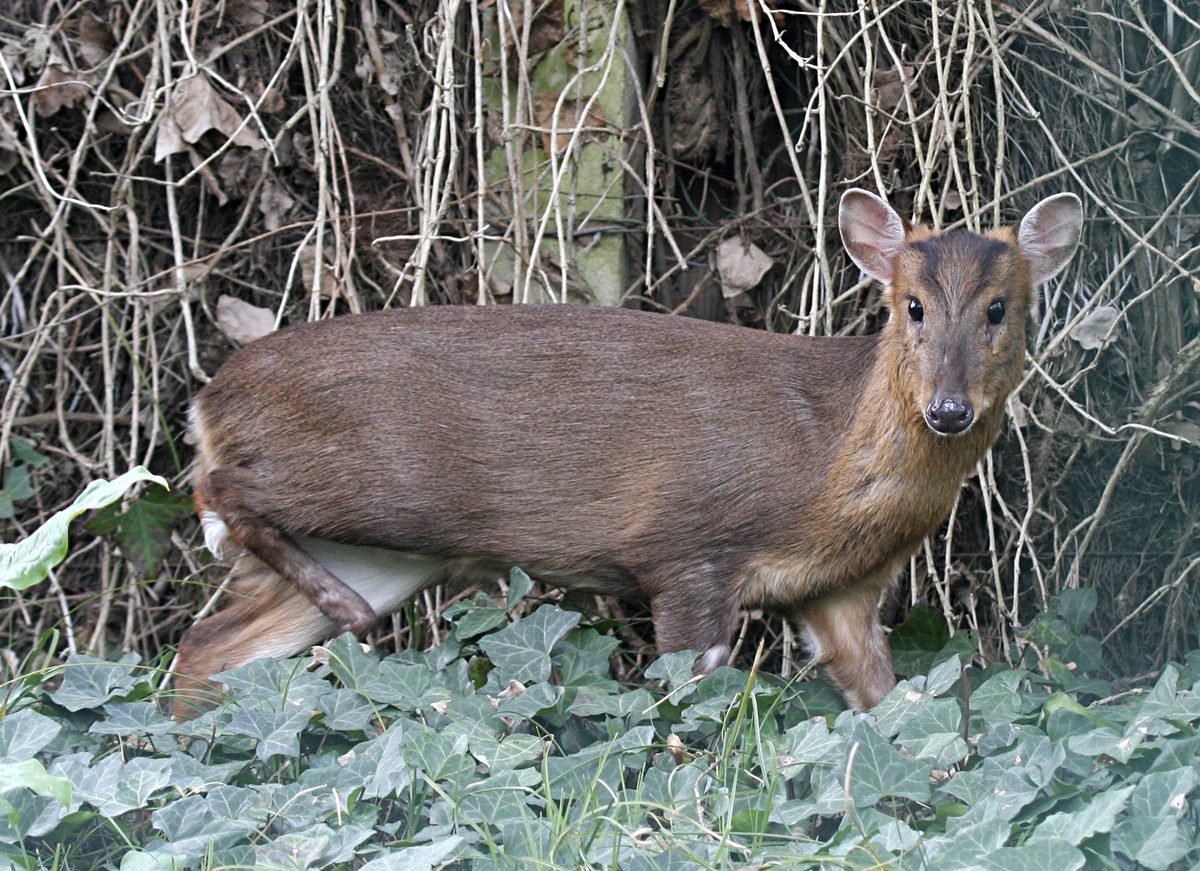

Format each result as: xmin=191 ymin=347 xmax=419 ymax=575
xmin=176 ymin=190 xmax=1083 ymax=715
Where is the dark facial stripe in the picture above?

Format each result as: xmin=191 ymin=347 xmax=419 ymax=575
xmin=909 ymin=234 xmax=1012 ymax=310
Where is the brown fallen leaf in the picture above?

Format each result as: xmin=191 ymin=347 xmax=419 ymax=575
xmin=300 ymin=246 xmax=339 ymax=300
xmin=75 ymin=10 xmax=115 ymax=66
xmin=698 ymin=0 xmax=733 ymax=26
xmin=155 ymin=73 xmax=264 ymax=162
xmin=31 ymin=64 xmax=90 ymax=116
xmin=216 ymin=295 xmax=276 ymax=344
xmin=872 ymin=64 xmax=914 ymax=114
xmin=735 ymin=0 xmax=783 ymax=24
xmin=714 ymin=235 xmax=774 ymax=298
xmin=258 ymin=176 xmax=294 ymax=231
xmin=227 ymin=0 xmax=268 ymax=27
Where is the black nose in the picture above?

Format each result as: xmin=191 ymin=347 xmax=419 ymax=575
xmin=925 ymin=397 xmax=974 ymax=435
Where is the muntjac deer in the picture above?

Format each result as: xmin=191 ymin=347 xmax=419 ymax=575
xmin=174 ymin=189 xmax=1083 ymax=717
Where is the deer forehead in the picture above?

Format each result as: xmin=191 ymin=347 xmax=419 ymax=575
xmin=894 ymin=232 xmax=1028 ymax=309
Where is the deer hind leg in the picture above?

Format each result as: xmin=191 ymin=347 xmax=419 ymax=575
xmin=202 ymin=465 xmax=378 ymax=636
xmin=649 ymin=565 xmax=737 ymax=676
xmin=174 ymin=554 xmax=336 ymax=719
xmin=797 ymin=587 xmax=896 ymax=711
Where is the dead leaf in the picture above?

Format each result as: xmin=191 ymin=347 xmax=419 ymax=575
xmin=155 ymin=73 xmax=264 ymax=162
xmin=871 ymin=65 xmax=913 ymax=114
xmin=697 ymin=0 xmax=733 ymax=26
xmin=733 ymin=0 xmax=783 ymax=24
xmin=75 ymin=10 xmax=115 ymax=66
xmin=300 ymin=247 xmax=339 ymax=300
xmin=1069 ymin=304 xmax=1119 ymax=351
xmin=503 ymin=0 xmax=563 ymax=64
xmin=31 ymin=64 xmax=90 ymax=116
xmin=227 ymin=0 xmax=268 ymax=27
xmin=378 ymin=51 xmax=405 ymax=96
xmin=252 ymin=78 xmax=285 ymax=113
xmin=532 ymin=93 xmax=605 ymax=155
xmin=217 ymin=295 xmax=276 ymax=344
xmin=258 ymin=176 xmax=294 ymax=230
xmin=23 ymin=27 xmax=52 ymax=71
xmin=714 ymin=236 xmax=774 ymax=297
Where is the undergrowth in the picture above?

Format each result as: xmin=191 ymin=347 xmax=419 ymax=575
xmin=2 ymin=572 xmax=1198 ymax=870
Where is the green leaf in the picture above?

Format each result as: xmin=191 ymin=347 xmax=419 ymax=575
xmin=479 ymin=604 xmax=580 ymax=684
xmin=316 ymin=688 xmax=376 ymax=731
xmin=89 ymin=701 xmax=176 ymax=736
xmin=972 ymin=669 xmax=1028 ymax=727
xmin=1066 ymin=727 xmax=1143 ymax=763
xmin=87 ymin=484 xmax=193 ymax=575
xmin=2 ymin=466 xmax=33 ymax=503
xmin=1023 ymin=615 xmax=1074 ymax=649
xmin=645 ymin=650 xmax=701 ymax=693
xmin=0 ymin=710 xmax=61 ymax=761
xmin=1026 ymin=784 xmax=1133 ymax=845
xmin=891 ymin=606 xmax=975 ymax=676
xmin=1129 ymin=766 xmax=1195 ymax=818
xmin=780 ymin=717 xmax=844 ymax=766
xmin=49 ymin=652 xmax=141 ymax=711
xmin=841 ymin=717 xmax=931 ymax=806
xmin=1111 ymin=816 xmax=1193 ymax=870
xmin=1053 ymin=588 xmax=1097 ymax=635
xmin=489 ymin=733 xmax=545 ymax=772
xmin=506 ymin=566 xmax=533 ymax=609
xmin=0 ymin=759 xmax=72 ymax=807
xmin=10 ymin=438 xmax=49 ymax=469
xmin=151 ymin=786 xmax=260 ymax=855
xmin=897 ymin=698 xmax=967 ymax=766
xmin=0 ymin=467 xmax=167 ymax=590
xmin=358 ymin=835 xmax=464 ymax=870
xmin=119 ymin=851 xmax=184 ymax=871
xmin=54 ymin=753 xmax=172 ymax=817
xmin=449 ymin=596 xmax=508 ymax=640
xmin=977 ymin=838 xmax=1085 ymax=871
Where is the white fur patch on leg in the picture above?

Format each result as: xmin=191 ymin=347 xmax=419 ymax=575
xmin=799 ymin=622 xmax=824 ymax=660
xmin=200 ymin=509 xmax=235 ymax=560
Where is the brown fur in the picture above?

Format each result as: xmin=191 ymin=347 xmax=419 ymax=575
xmin=175 ymin=209 xmax=1064 ymax=718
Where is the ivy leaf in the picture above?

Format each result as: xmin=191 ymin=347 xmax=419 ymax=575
xmin=87 ymin=484 xmax=194 ymax=575
xmin=358 ymin=835 xmax=464 ymax=870
xmin=50 ymin=652 xmax=142 ymax=711
xmin=506 ymin=566 xmax=534 ymax=610
xmin=11 ymin=437 xmax=49 ymax=468
xmin=0 ymin=467 xmax=167 ymax=590
xmin=479 ymin=604 xmax=580 ymax=684
xmin=840 ymin=717 xmax=931 ymax=806
xmin=890 ymin=605 xmax=975 ymax=676
xmin=1026 ymin=784 xmax=1133 ymax=845
xmin=3 ymin=465 xmax=34 ymax=503
xmin=0 ymin=710 xmax=61 ymax=761
xmin=1052 ymin=588 xmax=1097 ymax=635
xmin=1111 ymin=815 xmax=1192 ymax=870
xmin=0 ymin=759 xmax=72 ymax=807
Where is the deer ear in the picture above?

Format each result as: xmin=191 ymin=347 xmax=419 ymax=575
xmin=839 ymin=189 xmax=908 ymax=284
xmin=1018 ymin=193 xmax=1083 ymax=285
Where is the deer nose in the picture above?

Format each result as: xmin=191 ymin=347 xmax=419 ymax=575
xmin=925 ymin=397 xmax=974 ymax=435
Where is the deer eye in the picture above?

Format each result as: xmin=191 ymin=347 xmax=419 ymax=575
xmin=908 ymin=298 xmax=924 ymax=322
xmin=987 ymin=299 xmax=1006 ymax=325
